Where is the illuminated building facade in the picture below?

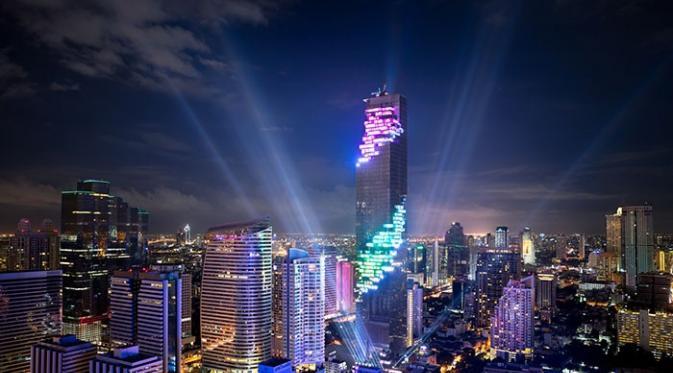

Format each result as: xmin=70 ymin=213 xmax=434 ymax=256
xmin=201 ymin=219 xmax=273 ymax=372
xmin=0 ymin=270 xmax=62 ymax=372
xmin=535 ymin=272 xmax=557 ymax=323
xmin=336 ymin=259 xmax=355 ymax=313
xmin=606 ymin=210 xmax=623 ymax=273
xmin=272 ymin=249 xmax=325 ymax=368
xmin=60 ymin=179 xmax=149 ymax=344
xmin=90 ymin=345 xmax=163 ymax=373
xmin=617 ymin=308 xmax=673 ymax=359
xmin=355 ymin=89 xmax=407 ymax=294
xmin=520 ymin=227 xmax=535 ymax=266
xmin=495 ymin=227 xmax=509 ymax=249
xmin=490 ymin=276 xmax=534 ymax=360
xmin=623 ymin=206 xmax=655 ymax=287
xmin=31 ymin=335 xmax=96 ymax=373
xmin=406 ymin=280 xmax=423 ymax=347
xmin=446 ymin=222 xmax=468 ymax=278
xmin=7 ymin=218 xmax=60 ymax=271
xmin=476 ymin=250 xmax=521 ymax=327
xmin=110 ymin=270 xmax=183 ymax=372
xmin=607 ymin=206 xmax=655 ymax=287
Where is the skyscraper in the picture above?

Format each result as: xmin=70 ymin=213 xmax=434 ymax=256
xmin=490 ymin=276 xmax=534 ymax=360
xmin=623 ymin=206 xmax=655 ymax=287
xmin=336 ymin=259 xmax=355 ymax=313
xmin=31 ymin=335 xmax=96 ymax=373
xmin=606 ymin=206 xmax=655 ymax=287
xmin=201 ymin=219 xmax=273 ymax=372
xmin=476 ymin=249 xmax=521 ymax=327
xmin=355 ymin=88 xmax=407 ymax=294
xmin=272 ymin=248 xmax=325 ymax=368
xmin=405 ymin=280 xmax=423 ymax=347
xmin=445 ymin=222 xmax=468 ymax=278
xmin=109 ymin=270 xmax=183 ymax=372
xmin=520 ymin=227 xmax=535 ymax=266
xmin=354 ymin=88 xmax=408 ymax=357
xmin=0 ymin=270 xmax=62 ymax=372
xmin=495 ymin=227 xmax=509 ymax=249
xmin=606 ymin=209 xmax=624 ymax=274
xmin=60 ymin=179 xmax=148 ymax=343
xmin=535 ymin=272 xmax=557 ymax=323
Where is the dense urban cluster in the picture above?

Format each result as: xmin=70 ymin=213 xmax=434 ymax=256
xmin=1 ymin=90 xmax=672 ymax=373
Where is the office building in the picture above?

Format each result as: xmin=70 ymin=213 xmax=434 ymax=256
xmin=259 ymin=358 xmax=293 ymax=373
xmin=490 ymin=276 xmax=534 ymax=360
xmin=336 ymin=259 xmax=355 ymax=313
xmin=0 ymin=270 xmax=62 ymax=372
xmin=406 ymin=280 xmax=423 ymax=347
xmin=201 ymin=219 xmax=273 ymax=372
xmin=636 ymin=272 xmax=673 ymax=311
xmin=535 ymin=272 xmax=557 ymax=323
xmin=476 ymin=249 xmax=521 ymax=327
xmin=445 ymin=222 xmax=468 ymax=277
xmin=520 ymin=227 xmax=535 ymax=266
xmin=617 ymin=308 xmax=673 ymax=359
xmin=60 ymin=179 xmax=148 ymax=343
xmin=109 ymin=270 xmax=183 ymax=372
xmin=495 ymin=227 xmax=509 ymax=249
xmin=272 ymin=248 xmax=325 ymax=368
xmin=606 ymin=211 xmax=623 ymax=273
xmin=355 ymin=88 xmax=407 ymax=295
xmin=90 ymin=345 xmax=162 ymax=373
xmin=7 ymin=218 xmax=59 ymax=271
xmin=30 ymin=335 xmax=96 ymax=373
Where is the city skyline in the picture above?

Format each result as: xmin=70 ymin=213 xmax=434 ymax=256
xmin=2 ymin=1 xmax=673 ymax=234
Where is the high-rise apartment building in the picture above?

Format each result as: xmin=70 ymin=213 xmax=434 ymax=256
xmin=30 ymin=335 xmax=96 ymax=373
xmin=495 ymin=227 xmax=509 ymax=249
xmin=490 ymin=276 xmax=534 ymax=360
xmin=109 ymin=270 xmax=183 ymax=372
xmin=336 ymin=259 xmax=355 ymax=313
xmin=272 ymin=248 xmax=325 ymax=368
xmin=476 ymin=249 xmax=521 ymax=327
xmin=201 ymin=219 xmax=273 ymax=372
xmin=520 ymin=227 xmax=535 ymax=266
xmin=617 ymin=308 xmax=673 ymax=359
xmin=60 ymin=179 xmax=148 ymax=343
xmin=0 ymin=270 xmax=62 ymax=372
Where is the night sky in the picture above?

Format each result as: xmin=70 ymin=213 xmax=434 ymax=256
xmin=1 ymin=0 xmax=672 ymax=235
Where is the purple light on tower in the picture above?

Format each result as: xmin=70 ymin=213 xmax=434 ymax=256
xmin=356 ymin=106 xmax=404 ymax=166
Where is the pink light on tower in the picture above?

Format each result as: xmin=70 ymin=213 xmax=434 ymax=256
xmin=356 ymin=106 xmax=404 ymax=166
xmin=336 ymin=260 xmax=354 ymax=313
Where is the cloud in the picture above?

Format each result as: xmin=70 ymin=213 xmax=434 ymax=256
xmin=49 ymin=81 xmax=80 ymax=91
xmin=0 ymin=179 xmax=61 ymax=207
xmin=3 ymin=0 xmax=290 ymax=97
xmin=0 ymin=50 xmax=36 ymax=99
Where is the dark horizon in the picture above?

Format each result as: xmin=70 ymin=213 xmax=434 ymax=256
xmin=2 ymin=1 xmax=673 ymax=235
